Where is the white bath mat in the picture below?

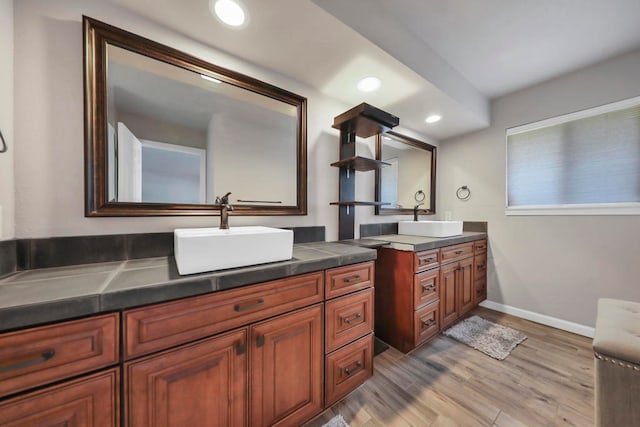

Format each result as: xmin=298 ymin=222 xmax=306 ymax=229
xmin=322 ymin=414 xmax=349 ymax=427
xmin=443 ymin=315 xmax=527 ymax=360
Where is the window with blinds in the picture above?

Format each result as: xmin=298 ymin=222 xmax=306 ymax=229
xmin=506 ymin=96 xmax=640 ymax=215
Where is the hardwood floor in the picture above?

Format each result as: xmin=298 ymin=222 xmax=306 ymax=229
xmin=305 ymin=307 xmax=594 ymax=427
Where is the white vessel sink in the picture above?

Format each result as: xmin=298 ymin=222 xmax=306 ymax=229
xmin=398 ymin=220 xmax=463 ymax=238
xmin=174 ymin=226 xmax=293 ymax=275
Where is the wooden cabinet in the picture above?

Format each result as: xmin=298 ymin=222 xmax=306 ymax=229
xmin=375 ymin=238 xmax=487 ymax=353
xmin=2 ymin=261 xmax=375 ymax=426
xmin=375 ymin=247 xmax=440 ymax=352
xmin=125 ymin=296 xmax=326 ymax=427
xmin=250 ymin=305 xmax=323 ymax=427
xmin=125 ymin=329 xmax=247 ymax=427
xmin=0 ymin=369 xmax=119 ymax=427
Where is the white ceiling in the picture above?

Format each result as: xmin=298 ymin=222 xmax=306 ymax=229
xmin=108 ymin=0 xmax=640 ymax=140
xmin=353 ymin=0 xmax=640 ymax=98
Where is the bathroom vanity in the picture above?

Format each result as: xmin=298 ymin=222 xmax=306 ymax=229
xmin=369 ymin=232 xmax=487 ymax=353
xmin=0 ymin=242 xmax=376 ymax=426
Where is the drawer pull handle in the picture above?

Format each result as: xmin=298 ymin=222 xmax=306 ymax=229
xmin=344 ymin=361 xmax=362 ymax=375
xmin=234 ymin=299 xmax=265 ymax=312
xmin=235 ymin=342 xmax=247 ymax=355
xmin=477 ymin=264 xmax=485 ymax=270
xmin=419 ymin=257 xmax=435 ymax=265
xmin=476 ymin=245 xmax=485 ymax=250
xmin=454 ymin=250 xmax=464 ymax=255
xmin=343 ymin=275 xmax=362 ymax=283
xmin=0 ymin=349 xmax=56 ymax=374
xmin=422 ymin=319 xmax=436 ymax=328
xmin=421 ymin=284 xmax=435 ymax=292
xmin=343 ymin=313 xmax=362 ymax=324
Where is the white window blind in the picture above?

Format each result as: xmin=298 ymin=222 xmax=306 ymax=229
xmin=506 ymin=97 xmax=640 ymax=215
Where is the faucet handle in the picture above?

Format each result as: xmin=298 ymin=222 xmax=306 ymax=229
xmin=216 ymin=192 xmax=232 ymax=205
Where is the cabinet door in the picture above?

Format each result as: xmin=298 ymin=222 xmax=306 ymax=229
xmin=250 ymin=305 xmax=323 ymax=427
xmin=125 ymin=328 xmax=247 ymax=427
xmin=0 ymin=369 xmax=118 ymax=427
xmin=439 ymin=263 xmax=458 ymax=329
xmin=457 ymin=258 xmax=475 ymax=316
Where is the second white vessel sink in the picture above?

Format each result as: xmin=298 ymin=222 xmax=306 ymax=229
xmin=174 ymin=226 xmax=293 ymax=275
xmin=398 ymin=220 xmax=463 ymax=238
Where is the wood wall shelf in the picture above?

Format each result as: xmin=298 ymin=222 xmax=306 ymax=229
xmin=330 ymin=156 xmax=390 ymax=172
xmin=331 ymin=103 xmax=398 ymax=240
xmin=332 ymin=103 xmax=399 ymax=138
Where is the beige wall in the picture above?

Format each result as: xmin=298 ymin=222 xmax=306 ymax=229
xmin=438 ymin=49 xmax=640 ymax=328
xmin=12 ymin=0 xmax=432 ymax=240
xmin=0 ymin=0 xmax=14 ymax=240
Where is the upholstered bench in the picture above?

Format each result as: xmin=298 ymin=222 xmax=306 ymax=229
xmin=593 ymin=298 xmax=640 ymax=426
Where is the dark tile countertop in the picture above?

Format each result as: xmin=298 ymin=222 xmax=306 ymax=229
xmin=0 ymin=241 xmax=376 ymax=333
xmin=346 ymin=231 xmax=487 ymax=252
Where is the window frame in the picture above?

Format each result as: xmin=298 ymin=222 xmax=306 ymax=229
xmin=505 ymin=95 xmax=640 ymax=216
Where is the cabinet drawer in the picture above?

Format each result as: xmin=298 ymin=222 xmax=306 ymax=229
xmin=414 ymin=268 xmax=439 ymax=310
xmin=325 ymin=288 xmax=374 ymax=353
xmin=474 ymin=239 xmax=488 ymax=255
xmin=414 ymin=249 xmax=439 ymax=273
xmin=441 ymin=243 xmax=474 ymax=264
xmin=414 ymin=301 xmax=439 ymax=346
xmin=124 ymin=271 xmax=323 ymax=358
xmin=0 ymin=368 xmax=119 ymax=427
xmin=325 ymin=262 xmax=373 ymax=299
xmin=325 ymin=333 xmax=373 ymax=406
xmin=0 ymin=313 xmax=119 ymax=398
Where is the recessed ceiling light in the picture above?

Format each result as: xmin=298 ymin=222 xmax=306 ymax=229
xmin=211 ymin=0 xmax=246 ymax=27
xmin=425 ymin=115 xmax=442 ymax=124
xmin=357 ymin=76 xmax=381 ymax=92
xmin=201 ymin=74 xmax=222 ymax=84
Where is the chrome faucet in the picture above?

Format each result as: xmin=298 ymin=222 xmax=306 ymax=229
xmin=215 ymin=192 xmax=233 ymax=229
xmin=413 ymin=203 xmax=424 ymax=221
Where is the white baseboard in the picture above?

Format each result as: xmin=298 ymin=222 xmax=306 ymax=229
xmin=479 ymin=300 xmax=595 ymax=338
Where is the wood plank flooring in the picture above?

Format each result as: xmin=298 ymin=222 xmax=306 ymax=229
xmin=304 ymin=307 xmax=594 ymax=427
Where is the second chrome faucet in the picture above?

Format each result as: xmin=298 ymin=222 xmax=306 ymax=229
xmin=215 ymin=192 xmax=233 ymax=229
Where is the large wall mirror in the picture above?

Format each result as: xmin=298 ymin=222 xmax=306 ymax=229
xmin=84 ymin=17 xmax=307 ymax=216
xmin=375 ymin=131 xmax=436 ymax=215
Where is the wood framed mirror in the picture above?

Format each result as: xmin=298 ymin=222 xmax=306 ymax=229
xmin=84 ymin=17 xmax=307 ymax=216
xmin=375 ymin=131 xmax=436 ymax=215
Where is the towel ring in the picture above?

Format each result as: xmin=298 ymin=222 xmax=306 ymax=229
xmin=456 ymin=185 xmax=471 ymax=201
xmin=0 ymin=130 xmax=7 ymax=153
xmin=414 ymin=190 xmax=425 ymax=202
